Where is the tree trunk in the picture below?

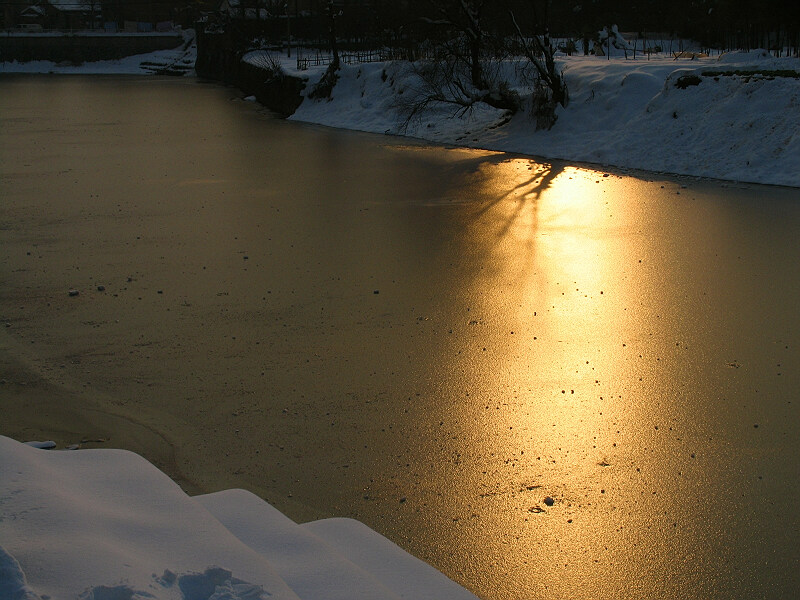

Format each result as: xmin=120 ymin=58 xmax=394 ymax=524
xmin=327 ymin=0 xmax=339 ymax=69
xmin=470 ymin=35 xmax=483 ymax=90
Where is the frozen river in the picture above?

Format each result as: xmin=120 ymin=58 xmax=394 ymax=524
xmin=1 ymin=75 xmax=799 ymax=599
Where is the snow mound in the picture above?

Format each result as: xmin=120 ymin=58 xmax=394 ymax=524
xmin=0 ymin=546 xmax=41 ymax=600
xmin=199 ymin=489 xmax=478 ymax=600
xmin=715 ymin=49 xmax=800 ymax=70
xmin=0 ymin=436 xmax=479 ymax=600
xmin=75 ymin=567 xmax=270 ymax=600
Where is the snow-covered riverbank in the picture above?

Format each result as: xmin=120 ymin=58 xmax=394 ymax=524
xmin=0 ymin=30 xmax=196 ymax=75
xmin=286 ymin=49 xmax=800 ymax=188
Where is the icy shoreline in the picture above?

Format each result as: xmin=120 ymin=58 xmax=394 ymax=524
xmin=3 ymin=45 xmax=799 ymax=187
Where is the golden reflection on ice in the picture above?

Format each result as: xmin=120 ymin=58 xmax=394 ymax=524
xmin=473 ymin=160 xmax=625 ymax=453
xmin=448 ymin=158 xmax=669 ymax=596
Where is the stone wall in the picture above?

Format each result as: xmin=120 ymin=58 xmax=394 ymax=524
xmin=195 ymin=27 xmax=305 ymax=118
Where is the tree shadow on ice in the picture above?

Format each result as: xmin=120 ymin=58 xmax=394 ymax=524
xmin=469 ymin=157 xmax=564 ymax=247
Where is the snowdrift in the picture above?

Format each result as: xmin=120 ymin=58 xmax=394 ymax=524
xmin=0 ymin=436 xmax=479 ymax=600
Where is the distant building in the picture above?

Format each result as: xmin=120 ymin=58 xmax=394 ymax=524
xmin=2 ymin=0 xmax=200 ymax=30
xmin=50 ymin=0 xmax=100 ymax=30
xmin=216 ymin=0 xmax=325 ymax=21
xmin=218 ymin=0 xmax=270 ymax=21
xmin=16 ymin=4 xmax=47 ymax=28
xmin=1 ymin=1 xmax=98 ymax=30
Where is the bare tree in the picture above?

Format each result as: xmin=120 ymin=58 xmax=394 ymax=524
xmin=407 ymin=0 xmax=521 ymax=112
xmin=507 ymin=4 xmax=568 ymax=129
xmin=422 ymin=0 xmax=488 ymax=91
xmin=308 ymin=0 xmax=341 ymax=99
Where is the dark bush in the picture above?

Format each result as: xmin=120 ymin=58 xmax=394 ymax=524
xmin=674 ymin=74 xmax=702 ymax=89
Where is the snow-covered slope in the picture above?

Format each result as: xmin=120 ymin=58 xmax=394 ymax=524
xmin=0 ymin=436 xmax=479 ymax=600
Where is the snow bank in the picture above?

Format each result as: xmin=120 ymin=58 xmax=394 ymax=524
xmin=289 ymin=51 xmax=800 ymax=187
xmin=0 ymin=436 xmax=479 ymax=600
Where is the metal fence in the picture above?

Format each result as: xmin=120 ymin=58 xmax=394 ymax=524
xmin=297 ymin=49 xmax=393 ymax=70
xmin=295 ymin=47 xmax=448 ymax=70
